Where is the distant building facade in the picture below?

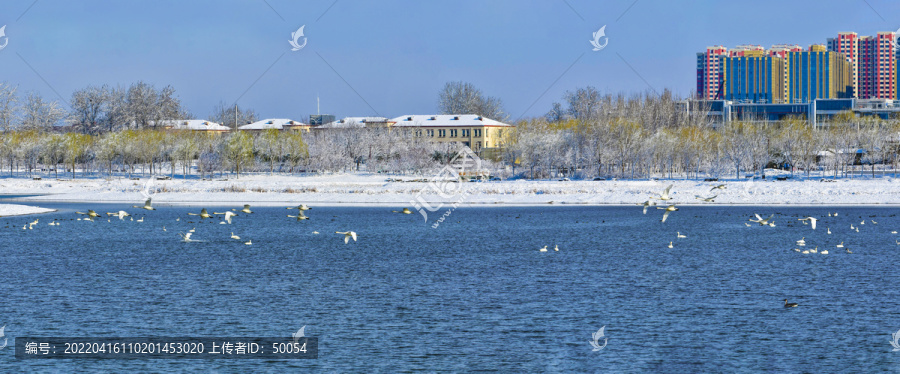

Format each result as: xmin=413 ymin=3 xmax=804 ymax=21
xmin=696 ymin=46 xmax=728 ymax=99
xmin=308 ymin=114 xmax=336 ymax=127
xmin=391 ymin=114 xmax=513 ymax=154
xmin=699 ymin=31 xmax=899 ymax=102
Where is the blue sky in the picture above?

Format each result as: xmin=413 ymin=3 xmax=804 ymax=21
xmin=0 ymin=0 xmax=899 ymax=122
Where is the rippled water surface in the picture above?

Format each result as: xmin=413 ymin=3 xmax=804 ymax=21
xmin=2 ymin=203 xmax=900 ymax=372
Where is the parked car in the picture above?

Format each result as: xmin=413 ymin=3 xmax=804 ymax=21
xmin=558 ymin=178 xmax=570 ymax=181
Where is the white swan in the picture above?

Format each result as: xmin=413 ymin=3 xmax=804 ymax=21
xmin=667 ymin=241 xmax=673 ymax=248
xmin=798 ymin=217 xmax=818 ymax=230
xmin=836 ymin=242 xmax=844 ymax=248
xmin=133 ymin=197 xmax=155 ymax=211
xmin=106 ymin=211 xmax=130 ymax=220
xmin=231 ymin=232 xmax=240 ymax=240
xmin=214 ymin=211 xmax=237 ymax=224
xmin=695 ymin=195 xmax=717 ymax=202
xmin=638 ymin=200 xmax=656 ymax=214
xmin=76 ymin=210 xmax=101 ymax=220
xmin=288 ymin=211 xmax=309 ymax=221
xmin=658 ymin=204 xmax=678 ymax=223
xmin=796 ymin=237 xmax=806 ymax=246
xmin=187 ymin=208 xmax=212 ymax=219
xmin=539 ymin=245 xmax=548 ymax=252
xmin=179 ymin=232 xmax=203 ymax=242
xmin=651 ymin=184 xmax=674 ymax=201
xmin=336 ymin=231 xmax=357 ymax=244
xmin=749 ymin=214 xmax=775 ymax=226
xmin=677 ymin=232 xmax=686 ymax=238
xmin=241 ymin=204 xmax=253 ymax=214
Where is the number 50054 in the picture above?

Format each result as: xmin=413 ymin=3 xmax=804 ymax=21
xmin=272 ymin=342 xmax=307 ymax=354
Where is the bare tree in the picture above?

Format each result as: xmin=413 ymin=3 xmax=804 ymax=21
xmin=71 ymin=85 xmax=109 ymax=134
xmin=20 ymin=92 xmax=67 ymax=131
xmin=125 ymin=81 xmax=185 ymax=129
xmin=210 ymin=101 xmax=258 ymax=129
xmin=565 ymin=86 xmax=601 ymax=122
xmin=438 ymin=81 xmax=506 ymax=120
xmin=0 ymin=82 xmax=18 ymax=132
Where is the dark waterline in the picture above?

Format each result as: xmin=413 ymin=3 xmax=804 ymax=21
xmin=2 ymin=204 xmax=900 ymax=372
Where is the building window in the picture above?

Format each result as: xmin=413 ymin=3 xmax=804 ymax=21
xmin=450 ymin=129 xmax=457 ymax=137
xmin=462 ymin=129 xmax=470 ymax=137
xmin=474 ymin=129 xmax=482 ymax=137
xmin=438 ymin=129 xmax=446 ymax=137
xmin=427 ymin=129 xmax=434 ymax=137
xmin=476 ymin=141 xmax=481 ymax=149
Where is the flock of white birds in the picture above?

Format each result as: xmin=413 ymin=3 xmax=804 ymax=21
xmin=628 ymin=183 xmax=877 ymax=255
xmin=7 ymin=197 xmax=362 ymax=246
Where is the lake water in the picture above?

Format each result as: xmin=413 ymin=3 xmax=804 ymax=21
xmin=2 ymin=204 xmax=900 ymax=372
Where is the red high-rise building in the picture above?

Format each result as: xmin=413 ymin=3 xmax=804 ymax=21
xmin=696 ymin=46 xmax=727 ymax=99
xmin=856 ymin=32 xmax=897 ymax=99
xmin=827 ymin=32 xmax=859 ymax=97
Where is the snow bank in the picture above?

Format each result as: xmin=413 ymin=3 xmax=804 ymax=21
xmin=0 ymin=203 xmax=56 ymax=217
xmin=1 ymin=174 xmax=899 ymax=206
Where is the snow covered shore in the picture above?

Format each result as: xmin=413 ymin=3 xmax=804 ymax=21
xmin=1 ymin=173 xmax=899 ymax=206
xmin=0 ymin=203 xmax=57 ymax=217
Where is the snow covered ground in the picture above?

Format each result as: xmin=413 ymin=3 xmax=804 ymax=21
xmin=0 ymin=203 xmax=56 ymax=217
xmin=1 ymin=172 xmax=899 ymax=206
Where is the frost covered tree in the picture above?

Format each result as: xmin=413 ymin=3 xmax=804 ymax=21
xmin=564 ymin=86 xmax=601 ymax=122
xmin=20 ymin=92 xmax=67 ymax=131
xmin=70 ymin=85 xmax=109 ymax=134
xmin=438 ymin=81 xmax=505 ymax=120
xmin=210 ymin=101 xmax=258 ymax=129
xmin=0 ymin=82 xmax=19 ymax=132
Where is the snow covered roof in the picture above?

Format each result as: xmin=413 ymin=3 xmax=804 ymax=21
xmin=162 ymin=120 xmax=230 ymax=131
xmin=239 ymin=118 xmax=307 ymax=130
xmin=318 ymin=117 xmax=392 ymax=129
xmin=391 ymin=114 xmax=513 ymax=127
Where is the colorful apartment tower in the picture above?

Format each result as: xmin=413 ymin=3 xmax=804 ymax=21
xmin=696 ymin=46 xmax=727 ymax=99
xmin=857 ymin=32 xmax=898 ymax=99
xmin=826 ymin=32 xmax=859 ymax=97
xmin=728 ymin=45 xmax=765 ymax=57
xmin=768 ymin=44 xmax=803 ymax=101
xmin=786 ymin=48 xmax=852 ymax=103
xmin=721 ymin=52 xmax=785 ymax=104
xmin=720 ymin=46 xmax=851 ymax=104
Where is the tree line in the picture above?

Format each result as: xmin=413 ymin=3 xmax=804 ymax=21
xmin=503 ymin=87 xmax=900 ymax=180
xmin=0 ymin=80 xmax=898 ymax=181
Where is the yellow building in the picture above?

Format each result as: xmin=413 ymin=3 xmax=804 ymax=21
xmin=391 ymin=114 xmax=513 ymax=154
